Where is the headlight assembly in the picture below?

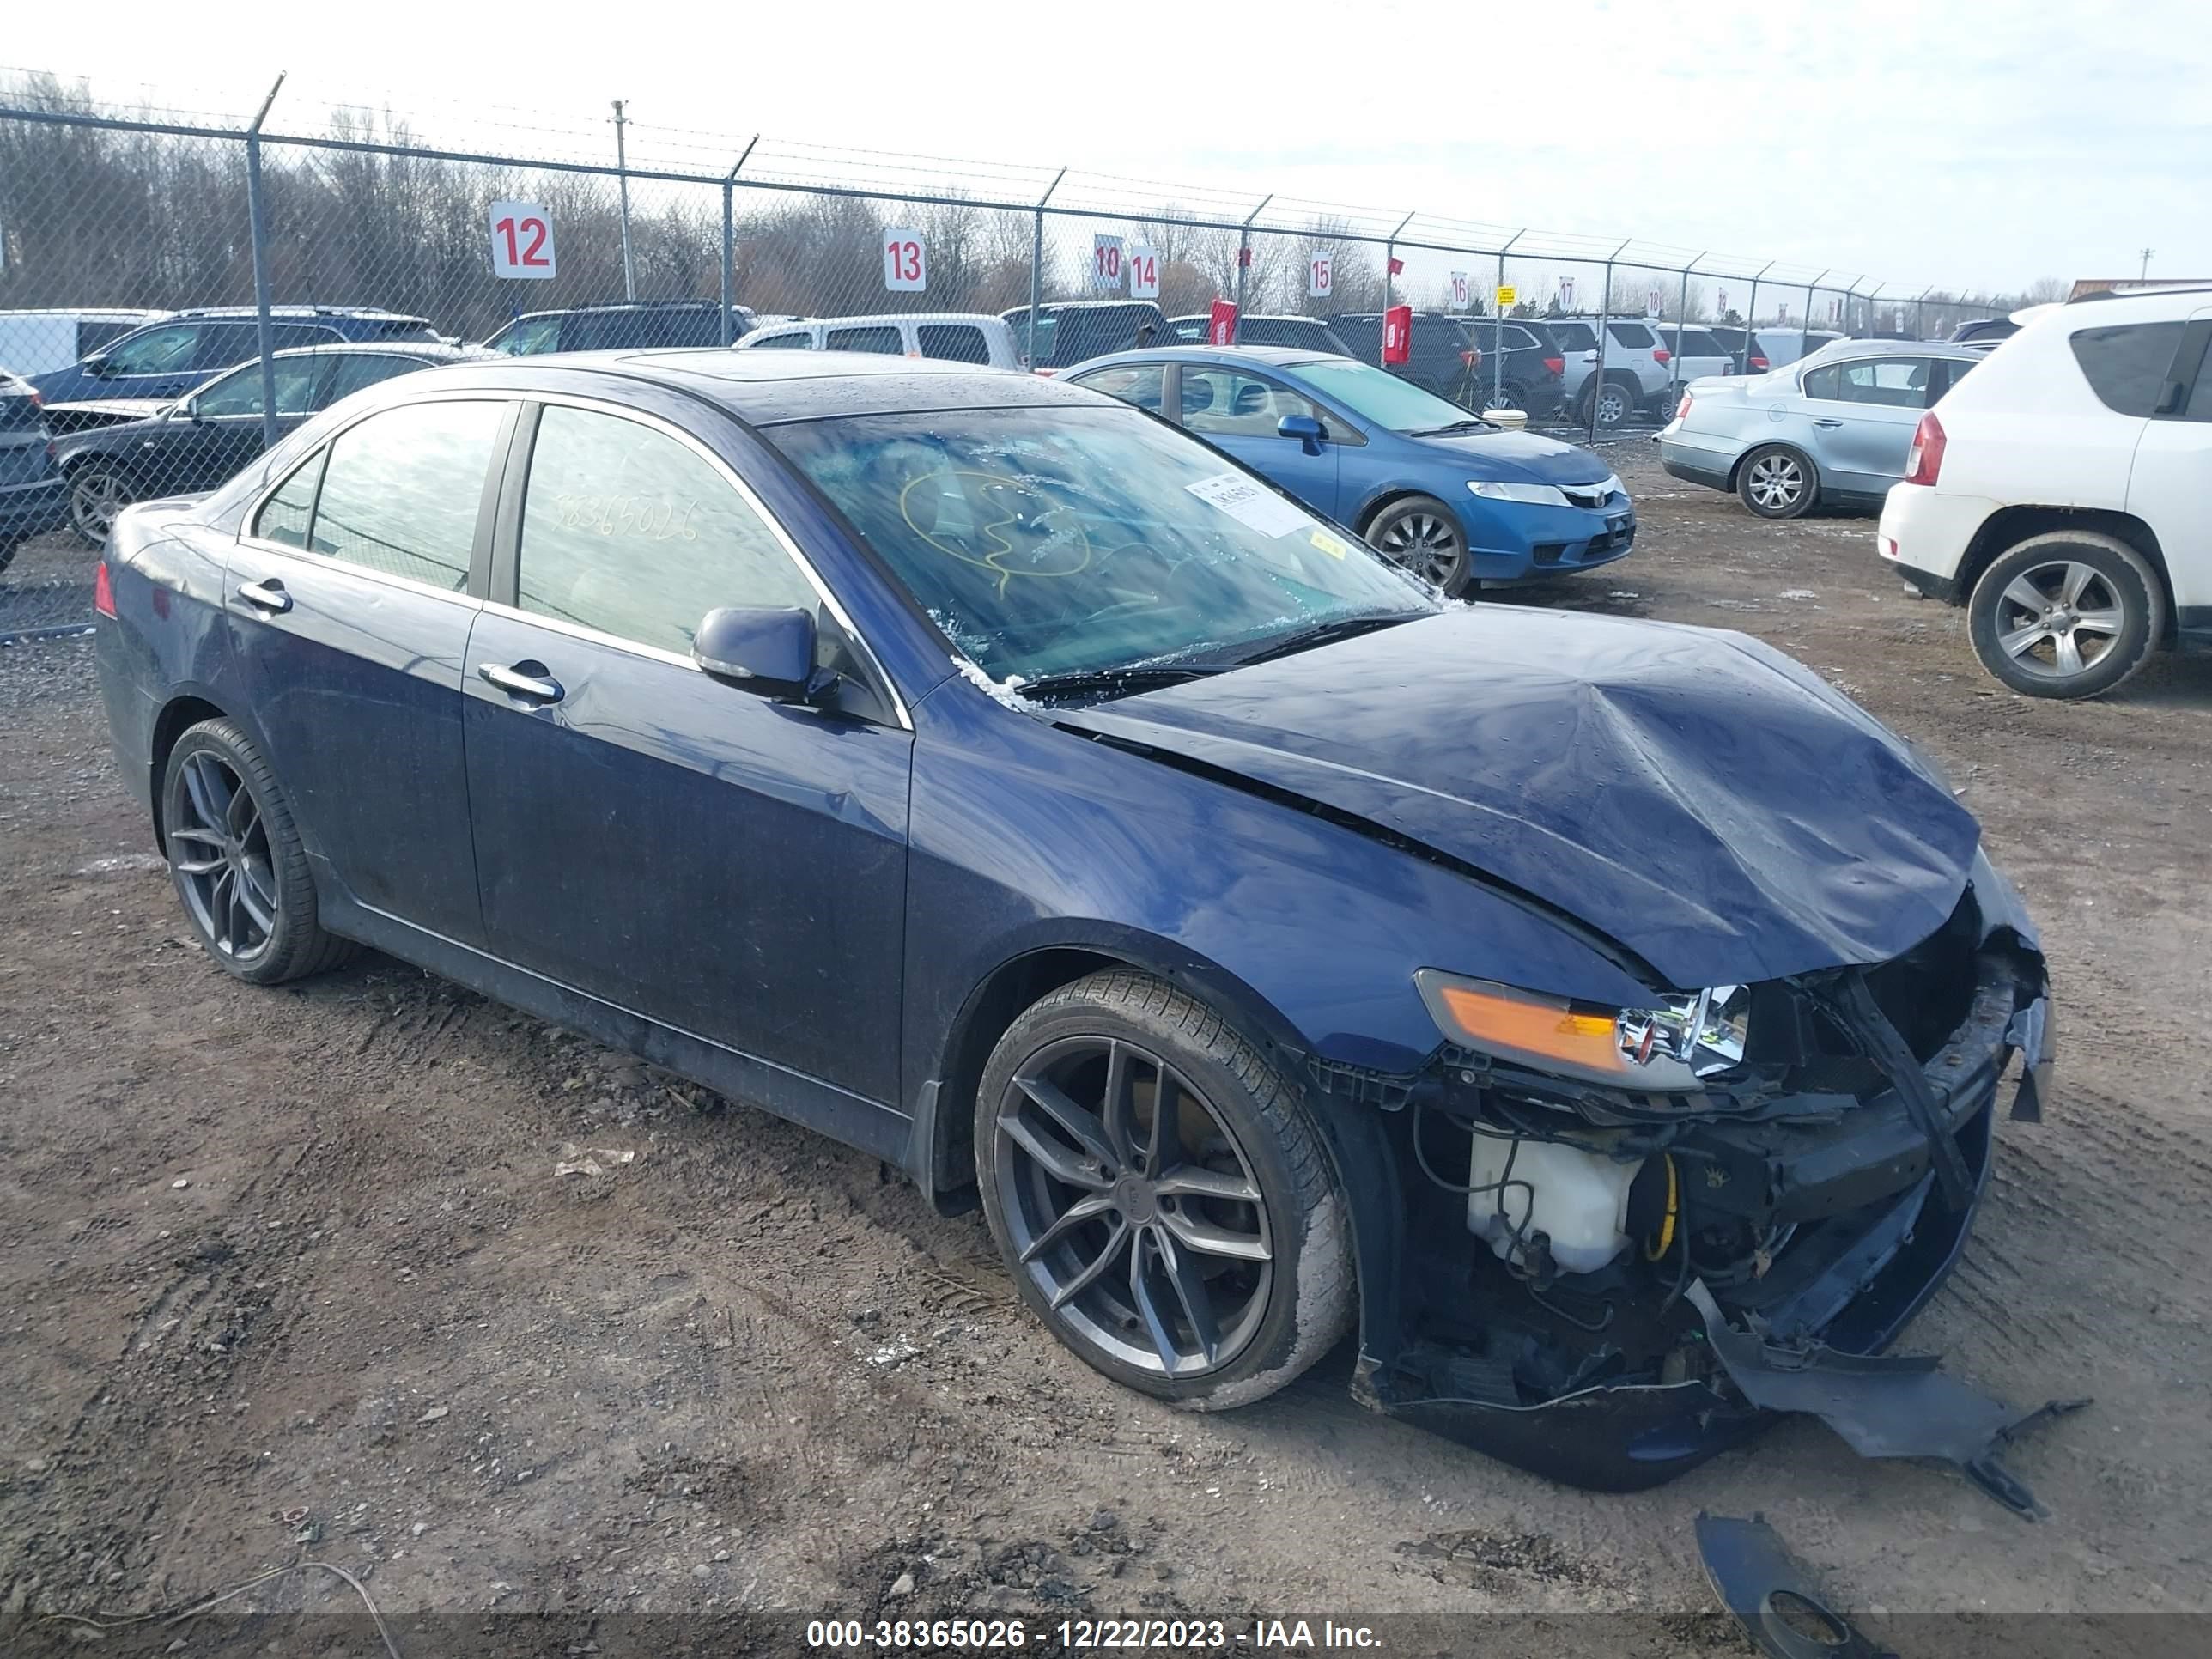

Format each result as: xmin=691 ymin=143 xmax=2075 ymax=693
xmin=1468 ymin=480 xmax=1570 ymax=507
xmin=1414 ymin=969 xmax=1749 ymax=1091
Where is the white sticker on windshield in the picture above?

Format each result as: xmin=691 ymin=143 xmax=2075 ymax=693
xmin=1185 ymin=472 xmax=1313 ymax=538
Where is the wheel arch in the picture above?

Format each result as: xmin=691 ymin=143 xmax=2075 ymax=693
xmin=1954 ymin=506 xmax=2174 ymax=639
xmin=917 ymin=930 xmax=1326 ymax=1216
xmin=1352 ymin=485 xmax=1460 ymax=541
xmin=147 ymin=692 xmax=229 ymax=846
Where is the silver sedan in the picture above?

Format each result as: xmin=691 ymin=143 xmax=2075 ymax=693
xmin=1656 ymin=338 xmax=1984 ymax=519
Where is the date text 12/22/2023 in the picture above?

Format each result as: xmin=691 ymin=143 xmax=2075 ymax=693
xmin=805 ymin=1617 xmax=1382 ymax=1650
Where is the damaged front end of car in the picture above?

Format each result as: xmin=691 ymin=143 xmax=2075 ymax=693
xmin=1329 ymin=854 xmax=2066 ymax=1507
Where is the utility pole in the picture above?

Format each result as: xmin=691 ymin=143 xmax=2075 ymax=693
xmin=2139 ymin=246 xmax=2154 ymax=281
xmin=613 ymin=100 xmax=635 ymax=301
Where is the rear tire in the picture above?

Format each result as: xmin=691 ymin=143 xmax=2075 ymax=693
xmin=1966 ymin=532 xmax=2161 ymax=700
xmin=1580 ymin=377 xmax=1635 ymax=430
xmin=161 ymin=718 xmax=358 ymax=986
xmin=1736 ymin=444 xmax=1817 ymax=519
xmin=68 ymin=463 xmax=137 ymax=548
xmin=974 ymin=969 xmax=1353 ymax=1410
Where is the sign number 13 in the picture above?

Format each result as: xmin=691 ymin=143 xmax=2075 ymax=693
xmin=884 ymin=228 xmax=927 ymax=292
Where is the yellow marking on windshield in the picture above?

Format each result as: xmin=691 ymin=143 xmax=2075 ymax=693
xmin=899 ymin=470 xmax=1091 ymax=597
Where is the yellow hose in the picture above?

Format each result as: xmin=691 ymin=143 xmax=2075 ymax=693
xmin=1644 ymin=1154 xmax=1679 ymax=1261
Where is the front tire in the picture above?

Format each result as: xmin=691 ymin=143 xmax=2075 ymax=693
xmin=974 ymin=970 xmax=1354 ymax=1410
xmin=1736 ymin=444 xmax=1817 ymax=518
xmin=161 ymin=718 xmax=357 ymax=985
xmin=1966 ymin=532 xmax=2161 ymax=699
xmin=1366 ymin=494 xmax=1470 ymax=595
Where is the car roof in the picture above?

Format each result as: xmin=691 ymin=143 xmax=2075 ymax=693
xmin=253 ymin=342 xmax=480 ymax=363
xmin=1073 ymin=344 xmax=1345 ymax=373
xmin=0 ymin=307 xmax=167 ymax=321
xmin=1165 ymin=313 xmax=1332 ymax=325
xmin=503 ymin=299 xmax=736 ymax=321
xmin=379 ymin=348 xmax=1103 ymax=425
xmin=750 ymin=312 xmax=1010 ymax=330
xmin=1793 ymin=337 xmax=1984 ymax=368
xmin=160 ymin=305 xmax=428 ymax=323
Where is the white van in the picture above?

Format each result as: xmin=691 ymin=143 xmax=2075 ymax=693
xmin=737 ymin=312 xmax=1022 ymax=370
xmin=0 ymin=309 xmax=169 ymax=378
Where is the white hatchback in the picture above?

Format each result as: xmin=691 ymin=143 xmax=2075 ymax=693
xmin=1878 ymin=285 xmax=2212 ymax=698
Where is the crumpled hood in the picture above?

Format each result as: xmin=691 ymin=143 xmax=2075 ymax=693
xmin=1055 ymin=608 xmax=1979 ymax=990
xmin=1419 ymin=427 xmax=1614 ymax=489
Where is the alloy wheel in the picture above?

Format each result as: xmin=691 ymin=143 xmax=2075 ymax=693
xmin=993 ymin=1035 xmax=1273 ymax=1378
xmin=1376 ymin=511 xmax=1464 ymax=586
xmin=70 ymin=470 xmax=131 ymax=545
xmin=1990 ymin=560 xmax=2126 ymax=682
xmin=1595 ymin=385 xmax=1631 ymax=427
xmin=167 ymin=750 xmax=279 ymax=962
xmin=1746 ymin=453 xmax=1805 ymax=512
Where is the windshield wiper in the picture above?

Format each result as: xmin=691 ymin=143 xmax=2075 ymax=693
xmin=1018 ymin=663 xmax=1234 ymax=702
xmin=1231 ymin=612 xmax=1418 ymax=666
xmin=1406 ymin=418 xmax=1496 ymax=436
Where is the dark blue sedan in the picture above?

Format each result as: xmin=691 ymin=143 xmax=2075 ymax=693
xmin=93 ymin=350 xmax=2059 ymax=1498
xmin=1065 ymin=345 xmax=1633 ymax=594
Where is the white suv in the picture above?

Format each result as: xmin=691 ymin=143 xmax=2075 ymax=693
xmin=1547 ymin=316 xmax=1676 ymax=428
xmin=1878 ymin=285 xmax=2212 ymax=699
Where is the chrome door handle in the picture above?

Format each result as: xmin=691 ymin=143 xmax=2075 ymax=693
xmin=235 ymin=578 xmax=292 ymax=613
xmin=478 ymin=661 xmax=565 ymax=703
xmin=1813 ymin=418 xmax=1844 ymax=428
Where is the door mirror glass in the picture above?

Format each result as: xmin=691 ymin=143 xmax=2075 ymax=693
xmin=693 ymin=605 xmax=822 ymax=701
xmin=1277 ymin=412 xmax=1325 ymax=452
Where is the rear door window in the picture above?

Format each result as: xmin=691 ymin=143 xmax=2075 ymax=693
xmin=1607 ymin=322 xmax=1656 ymax=349
xmin=492 ymin=316 xmax=563 ymax=356
xmin=306 ymin=400 xmax=507 ymax=589
xmin=825 ymin=325 xmax=903 ymax=355
xmin=2068 ymin=322 xmax=2187 ymax=416
xmin=1547 ymin=321 xmax=1597 ymax=351
xmin=915 ymin=325 xmax=992 ymax=364
xmin=1802 ymin=357 xmax=1936 ymax=408
xmin=191 ymin=323 xmax=264 ymax=369
xmin=1068 ymin=362 xmax=1165 ymax=413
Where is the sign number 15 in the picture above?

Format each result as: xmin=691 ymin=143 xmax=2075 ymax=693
xmin=489 ymin=201 xmax=556 ymax=279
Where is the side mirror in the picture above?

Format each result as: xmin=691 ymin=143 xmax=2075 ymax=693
xmin=82 ymin=351 xmax=114 ymax=378
xmin=692 ymin=605 xmax=828 ymax=702
xmin=1278 ymin=412 xmax=1326 ymax=453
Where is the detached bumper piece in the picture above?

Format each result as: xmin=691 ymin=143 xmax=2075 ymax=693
xmin=1686 ymin=1279 xmax=2089 ymax=1518
xmin=1696 ymin=1513 xmax=1897 ymax=1659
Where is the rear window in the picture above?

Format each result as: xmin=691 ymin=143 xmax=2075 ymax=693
xmin=915 ymin=324 xmax=991 ymax=364
xmin=1547 ymin=321 xmax=1597 ymax=351
xmin=2068 ymin=322 xmax=2186 ymax=416
xmin=1669 ymin=329 xmax=1726 ymax=356
xmin=826 ymin=325 xmax=903 ymax=355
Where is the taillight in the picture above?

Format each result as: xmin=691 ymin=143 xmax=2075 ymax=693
xmin=1542 ymin=356 xmax=1565 ymax=374
xmin=94 ymin=560 xmax=117 ymax=618
xmin=1675 ymin=392 xmax=1693 ymax=421
xmin=1459 ymin=349 xmax=1477 ymax=368
xmin=1749 ymin=355 xmax=1770 ymax=371
xmin=1652 ymin=348 xmax=1671 ymax=366
xmin=1904 ymin=412 xmax=1946 ymax=485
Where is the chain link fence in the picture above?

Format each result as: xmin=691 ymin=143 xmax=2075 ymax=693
xmin=1 ymin=65 xmax=2032 ymax=643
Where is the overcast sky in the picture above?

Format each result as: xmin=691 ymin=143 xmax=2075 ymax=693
xmin=9 ymin=0 xmax=2206 ymax=294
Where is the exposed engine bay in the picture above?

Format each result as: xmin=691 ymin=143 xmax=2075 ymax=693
xmin=1337 ymin=874 xmax=2079 ymax=1509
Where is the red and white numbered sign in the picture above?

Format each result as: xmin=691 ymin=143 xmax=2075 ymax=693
xmin=1127 ymin=245 xmax=1160 ymax=300
xmin=489 ymin=202 xmax=556 ymax=279
xmin=1308 ymin=254 xmax=1333 ymax=299
xmin=883 ymin=228 xmax=927 ymax=292
xmin=1091 ymin=234 xmax=1126 ymax=292
xmin=1447 ymin=270 xmax=1471 ymax=312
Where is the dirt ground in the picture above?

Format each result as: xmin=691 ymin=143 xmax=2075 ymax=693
xmin=2 ymin=446 xmax=2208 ymax=1651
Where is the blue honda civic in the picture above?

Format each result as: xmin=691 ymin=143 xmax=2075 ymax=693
xmin=1063 ymin=344 xmax=1633 ymax=594
xmin=93 ymin=349 xmax=2063 ymax=1502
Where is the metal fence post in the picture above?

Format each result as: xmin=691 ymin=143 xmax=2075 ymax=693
xmin=720 ymin=137 xmax=757 ymax=347
xmin=1233 ymin=195 xmax=1272 ymax=344
xmin=1802 ymin=269 xmax=1828 ymax=342
xmin=244 ymin=73 xmax=287 ymax=453
xmin=1493 ymin=228 xmax=1523 ymax=408
xmin=612 ymin=100 xmax=636 ymax=301
xmin=1382 ymin=210 xmax=1413 ymax=365
xmin=1025 ymin=167 xmax=1065 ymax=370
xmin=1668 ymin=253 xmax=1702 ymax=407
xmin=1742 ymin=261 xmax=1772 ymax=371
xmin=1586 ymin=239 xmax=1627 ymax=444
xmin=1915 ymin=286 xmax=1932 ymax=342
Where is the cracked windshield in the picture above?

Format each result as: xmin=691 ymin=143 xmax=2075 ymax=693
xmin=767 ymin=405 xmax=1432 ymax=686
